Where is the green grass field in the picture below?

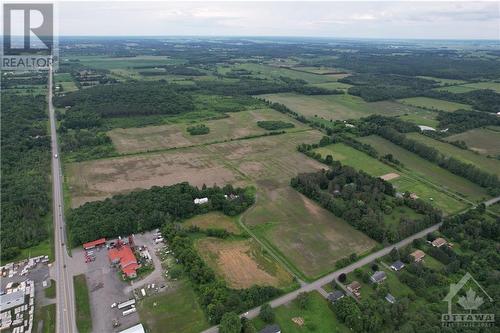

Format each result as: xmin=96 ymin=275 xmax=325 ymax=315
xmin=183 ymin=212 xmax=242 ymax=234
xmin=138 ymin=280 xmax=209 ymax=333
xmin=260 ymin=93 xmax=428 ymax=121
xmin=434 ymin=85 xmax=477 ymax=94
xmin=44 ymin=279 xmax=56 ymax=299
xmin=359 ymin=135 xmax=489 ymax=202
xmin=407 ymin=133 xmax=500 ymax=177
xmin=73 ymin=274 xmax=92 ymax=333
xmin=244 ymin=185 xmax=377 ymax=279
xmin=34 ymin=304 xmax=56 ymax=333
xmin=70 ymin=55 xmax=185 ymax=70
xmin=398 ymin=97 xmax=472 ymax=112
xmin=309 ymin=81 xmax=352 ymax=91
xmin=313 ymin=143 xmax=468 ymax=214
xmin=396 ymin=111 xmax=439 ymax=128
xmin=458 ymin=81 xmax=500 ymax=93
xmin=445 ymin=127 xmax=500 ymax=157
xmin=252 ymin=291 xmax=350 ymax=333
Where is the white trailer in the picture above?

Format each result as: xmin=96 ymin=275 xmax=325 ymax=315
xmin=141 ymin=288 xmax=146 ymax=297
xmin=122 ymin=307 xmax=136 ymax=316
xmin=117 ymin=299 xmax=136 ymax=310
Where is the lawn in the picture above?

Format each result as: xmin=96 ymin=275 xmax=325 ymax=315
xmin=398 ymin=97 xmax=472 ymax=112
xmin=44 ymin=279 xmax=56 ymax=298
xmin=359 ymin=135 xmax=489 ymax=202
xmin=406 ymin=133 xmax=500 ymax=177
xmin=73 ymin=274 xmax=92 ymax=333
xmin=108 ymin=108 xmax=308 ymax=154
xmin=138 ymin=280 xmax=209 ymax=333
xmin=195 ymin=237 xmax=294 ymax=289
xmin=34 ymin=304 xmax=56 ymax=333
xmin=445 ymin=127 xmax=500 ymax=157
xmin=183 ymin=212 xmax=242 ymax=234
xmin=260 ymin=93 xmax=429 ymax=121
xmin=252 ymin=291 xmax=350 ymax=333
xmin=313 ymin=143 xmax=468 ymax=214
xmin=244 ymin=185 xmax=377 ymax=279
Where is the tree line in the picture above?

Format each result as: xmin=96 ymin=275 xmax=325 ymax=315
xmin=1 ymin=93 xmax=51 ymax=261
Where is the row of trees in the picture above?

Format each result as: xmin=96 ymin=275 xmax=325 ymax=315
xmin=375 ymin=126 xmax=500 ymax=193
xmin=1 ymin=93 xmax=51 ymax=261
xmin=67 ymin=182 xmax=254 ymax=245
xmin=290 ymin=163 xmax=441 ymax=243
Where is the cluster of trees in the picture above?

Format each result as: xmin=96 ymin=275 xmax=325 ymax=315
xmin=376 ymin=126 xmax=500 ymax=193
xmin=341 ymin=74 xmax=438 ymax=102
xmin=187 ymin=124 xmax=210 ymax=135
xmin=161 ymin=223 xmax=281 ymax=325
xmin=435 ymin=110 xmax=500 ymax=134
xmin=59 ymin=128 xmax=116 ymax=161
xmin=1 ymin=93 xmax=51 ymax=261
xmin=67 ymin=182 xmax=254 ymax=245
xmin=54 ymin=82 xmax=195 ymax=118
xmin=356 ymin=115 xmax=419 ymax=135
xmin=426 ymin=89 xmax=500 ymax=113
xmin=256 ymin=120 xmax=294 ymax=131
xmin=290 ymin=163 xmax=441 ymax=243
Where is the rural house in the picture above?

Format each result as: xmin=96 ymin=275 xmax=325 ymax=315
xmin=259 ymin=324 xmax=281 ymax=333
xmin=390 ymin=260 xmax=405 ymax=271
xmin=432 ymin=237 xmax=447 ymax=248
xmin=108 ymin=243 xmax=140 ymax=278
xmin=410 ymin=249 xmax=426 ymax=262
xmin=347 ymin=281 xmax=362 ymax=298
xmin=370 ymin=271 xmax=387 ymax=284
xmin=328 ymin=290 xmax=345 ymax=303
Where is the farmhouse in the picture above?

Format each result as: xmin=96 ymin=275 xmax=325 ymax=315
xmin=370 ymin=271 xmax=387 ymax=284
xmin=432 ymin=237 xmax=447 ymax=248
xmin=347 ymin=281 xmax=361 ymax=297
xmin=390 ymin=260 xmax=405 ymax=271
xmin=108 ymin=242 xmax=140 ymax=278
xmin=328 ymin=290 xmax=345 ymax=303
xmin=410 ymin=249 xmax=426 ymax=262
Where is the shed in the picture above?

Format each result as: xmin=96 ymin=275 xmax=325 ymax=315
xmin=83 ymin=238 xmax=106 ymax=250
xmin=385 ymin=293 xmax=396 ymax=304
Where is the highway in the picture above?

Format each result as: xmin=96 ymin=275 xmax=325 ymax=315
xmin=48 ymin=64 xmax=77 ymax=333
xmin=201 ymin=222 xmax=442 ymax=333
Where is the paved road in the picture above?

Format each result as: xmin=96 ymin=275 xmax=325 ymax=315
xmin=48 ymin=65 xmax=77 ymax=333
xmin=201 ymin=222 xmax=441 ymax=333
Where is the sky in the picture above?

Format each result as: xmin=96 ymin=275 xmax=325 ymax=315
xmin=57 ymin=1 xmax=500 ymax=39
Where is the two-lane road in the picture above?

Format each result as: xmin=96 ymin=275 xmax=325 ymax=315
xmin=48 ymin=65 xmax=77 ymax=333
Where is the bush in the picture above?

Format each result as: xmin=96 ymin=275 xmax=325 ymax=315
xmin=259 ymin=303 xmax=275 ymax=323
xmin=187 ymin=124 xmax=210 ymax=135
xmin=219 ymin=312 xmax=241 ymax=333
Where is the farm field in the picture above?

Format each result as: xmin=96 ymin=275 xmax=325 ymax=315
xmin=406 ymin=132 xmax=500 ymax=177
xmin=309 ymin=81 xmax=352 ymax=91
xmin=108 ymin=108 xmax=307 ymax=154
xmin=313 ymin=143 xmax=467 ymax=214
xmin=252 ymin=291 xmax=350 ymax=333
xmin=183 ymin=212 xmax=242 ymax=235
xmin=70 ymin=55 xmax=185 ymax=70
xmin=195 ymin=237 xmax=294 ymax=289
xmin=396 ymin=110 xmax=439 ymax=128
xmin=138 ymin=280 xmax=209 ymax=333
xmin=445 ymin=128 xmax=500 ymax=156
xmin=457 ymin=81 xmax=500 ymax=93
xmin=55 ymin=73 xmax=79 ymax=92
xmin=416 ymin=76 xmax=467 ymax=86
xmin=290 ymin=66 xmax=347 ymax=75
xmin=244 ymin=185 xmax=377 ymax=279
xmin=260 ymin=93 xmax=427 ymax=121
xmin=434 ymin=85 xmax=477 ymax=94
xmin=66 ymin=130 xmax=324 ymax=207
xmin=223 ymin=63 xmax=337 ymax=83
xmin=359 ymin=135 xmax=489 ymax=202
xmin=398 ymin=97 xmax=472 ymax=112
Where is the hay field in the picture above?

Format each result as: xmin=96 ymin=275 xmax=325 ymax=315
xmin=108 ymin=109 xmax=307 ymax=154
xmin=445 ymin=128 xmax=500 ymax=156
xmin=195 ymin=238 xmax=293 ymax=289
xmin=183 ymin=212 xmax=241 ymax=235
xmin=398 ymin=97 xmax=472 ymax=112
xmin=260 ymin=93 xmax=427 ymax=121
xmin=244 ymin=185 xmax=377 ymax=279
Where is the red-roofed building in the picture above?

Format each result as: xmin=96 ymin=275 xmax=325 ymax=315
xmin=108 ymin=244 xmax=140 ymax=278
xmin=83 ymin=238 xmax=106 ymax=250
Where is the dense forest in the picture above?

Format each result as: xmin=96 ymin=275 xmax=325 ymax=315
xmin=67 ymin=182 xmax=255 ymax=245
xmin=425 ymin=89 xmax=500 ymax=113
xmin=1 ymin=93 xmax=51 ymax=261
xmin=291 ymin=163 xmax=441 ymax=243
xmin=54 ymin=82 xmax=195 ymax=118
xmin=435 ymin=110 xmax=500 ymax=133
